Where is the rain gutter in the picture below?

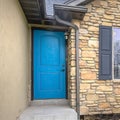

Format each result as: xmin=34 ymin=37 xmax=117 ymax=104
xmin=54 ymin=4 xmax=87 ymax=120
xmin=55 ymin=15 xmax=80 ymax=120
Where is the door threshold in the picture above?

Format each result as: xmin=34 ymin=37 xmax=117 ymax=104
xmin=30 ymin=99 xmax=69 ymax=106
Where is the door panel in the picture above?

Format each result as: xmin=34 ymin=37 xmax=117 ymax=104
xmin=40 ymin=36 xmax=60 ymax=65
xmin=33 ymin=30 xmax=66 ymax=99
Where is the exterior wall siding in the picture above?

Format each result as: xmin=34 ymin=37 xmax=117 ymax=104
xmin=0 ymin=0 xmax=29 ymax=120
xmin=68 ymin=0 xmax=120 ymax=116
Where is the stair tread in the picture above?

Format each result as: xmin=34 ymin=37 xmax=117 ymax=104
xmin=19 ymin=104 xmax=77 ymax=120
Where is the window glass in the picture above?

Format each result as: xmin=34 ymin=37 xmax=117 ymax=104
xmin=113 ymin=28 xmax=120 ymax=79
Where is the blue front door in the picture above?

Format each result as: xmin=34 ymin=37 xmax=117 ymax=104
xmin=33 ymin=30 xmax=66 ymax=99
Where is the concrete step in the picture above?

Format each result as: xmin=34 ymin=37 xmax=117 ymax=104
xmin=30 ymin=99 xmax=69 ymax=106
xmin=18 ymin=101 xmax=77 ymax=120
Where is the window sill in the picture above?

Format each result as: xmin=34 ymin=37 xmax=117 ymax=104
xmin=113 ymin=79 xmax=120 ymax=83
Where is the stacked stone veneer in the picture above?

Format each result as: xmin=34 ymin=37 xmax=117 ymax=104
xmin=67 ymin=28 xmax=77 ymax=110
xmin=68 ymin=0 xmax=120 ymax=116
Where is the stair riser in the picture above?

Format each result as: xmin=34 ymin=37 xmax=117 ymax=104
xmin=34 ymin=115 xmax=77 ymax=120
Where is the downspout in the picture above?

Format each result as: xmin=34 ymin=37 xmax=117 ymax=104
xmin=55 ymin=15 xmax=80 ymax=120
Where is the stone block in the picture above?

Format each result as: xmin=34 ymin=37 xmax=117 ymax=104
xmin=97 ymin=86 xmax=113 ymax=91
xmin=71 ymin=48 xmax=75 ymax=54
xmin=100 ymin=1 xmax=108 ymax=7
xmin=88 ymin=26 xmax=98 ymax=32
xmin=113 ymin=108 xmax=120 ymax=113
xmin=103 ymin=14 xmax=114 ymax=20
xmin=83 ymin=16 xmax=90 ymax=22
xmin=102 ymin=22 xmax=112 ymax=26
xmin=96 ymin=8 xmax=105 ymax=14
xmin=88 ymin=40 xmax=98 ymax=48
xmin=86 ymin=94 xmax=98 ymax=101
xmin=70 ymin=67 xmax=75 ymax=76
xmin=99 ymin=103 xmax=110 ymax=109
xmin=81 ymin=72 xmax=97 ymax=80
xmin=80 ymin=106 xmax=89 ymax=115
xmin=82 ymin=51 xmax=96 ymax=58
xmin=114 ymin=88 xmax=120 ymax=95
xmin=80 ymin=60 xmax=86 ymax=66
xmin=80 ymin=84 xmax=90 ymax=90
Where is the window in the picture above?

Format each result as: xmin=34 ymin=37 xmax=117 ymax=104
xmin=113 ymin=28 xmax=120 ymax=79
xmin=99 ymin=26 xmax=120 ymax=80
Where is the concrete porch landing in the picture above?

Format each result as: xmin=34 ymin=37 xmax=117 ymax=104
xmin=19 ymin=100 xmax=77 ymax=120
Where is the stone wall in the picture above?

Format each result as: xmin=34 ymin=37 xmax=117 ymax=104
xmin=67 ymin=28 xmax=76 ymax=110
xmin=68 ymin=0 xmax=120 ymax=116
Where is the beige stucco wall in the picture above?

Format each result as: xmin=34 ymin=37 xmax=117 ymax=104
xmin=0 ymin=0 xmax=29 ymax=120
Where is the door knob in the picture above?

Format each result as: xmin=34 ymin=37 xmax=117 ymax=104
xmin=61 ymin=69 xmax=65 ymax=72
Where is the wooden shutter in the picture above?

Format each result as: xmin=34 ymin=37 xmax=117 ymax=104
xmin=99 ymin=26 xmax=112 ymax=80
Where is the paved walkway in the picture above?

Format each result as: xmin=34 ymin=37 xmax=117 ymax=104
xmin=19 ymin=100 xmax=77 ymax=120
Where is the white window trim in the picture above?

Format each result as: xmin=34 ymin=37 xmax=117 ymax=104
xmin=112 ymin=27 xmax=120 ymax=81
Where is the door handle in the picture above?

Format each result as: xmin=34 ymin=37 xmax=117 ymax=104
xmin=61 ymin=69 xmax=65 ymax=72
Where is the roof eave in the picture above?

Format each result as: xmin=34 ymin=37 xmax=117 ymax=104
xmin=66 ymin=0 xmax=94 ymax=6
xmin=54 ymin=4 xmax=88 ymax=22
